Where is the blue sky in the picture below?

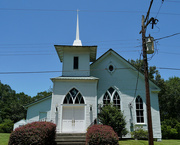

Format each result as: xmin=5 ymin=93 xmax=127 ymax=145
xmin=0 ymin=0 xmax=179 ymax=97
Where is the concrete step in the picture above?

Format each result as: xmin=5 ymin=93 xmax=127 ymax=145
xmin=55 ymin=133 xmax=86 ymax=145
xmin=56 ymin=142 xmax=85 ymax=145
xmin=56 ymin=133 xmax=86 ymax=137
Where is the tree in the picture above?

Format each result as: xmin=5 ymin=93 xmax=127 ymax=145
xmin=32 ymin=90 xmax=52 ymax=102
xmin=0 ymin=81 xmax=53 ymax=133
xmin=0 ymin=82 xmax=32 ymax=123
xmin=0 ymin=82 xmax=16 ymax=122
xmin=159 ymin=77 xmax=180 ymax=121
xmin=10 ymin=93 xmax=32 ymax=122
xmin=98 ymin=104 xmax=128 ymax=138
xmin=129 ymin=59 xmax=164 ymax=86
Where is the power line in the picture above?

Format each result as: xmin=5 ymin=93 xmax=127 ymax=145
xmin=133 ymin=53 xmax=142 ymax=101
xmin=159 ymin=51 xmax=180 ymax=55
xmin=0 ymin=8 xmax=76 ymax=12
xmin=0 ymin=8 xmax=145 ymax=13
xmin=155 ymin=0 xmax=164 ymax=18
xmin=0 ymin=50 xmax=140 ymax=56
xmin=1 ymin=66 xmax=180 ymax=75
xmin=166 ymin=0 xmax=180 ymax=3
xmin=154 ymin=33 xmax=180 ymax=41
xmin=157 ymin=67 xmax=180 ymax=71
xmin=0 ymin=8 xmax=180 ymax=16
xmin=1 ymin=49 xmax=180 ymax=57
xmin=0 ymin=39 xmax=139 ymax=46
xmin=0 ymin=53 xmax=55 ymax=56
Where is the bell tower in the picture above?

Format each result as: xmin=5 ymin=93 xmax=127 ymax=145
xmin=54 ymin=11 xmax=97 ymax=77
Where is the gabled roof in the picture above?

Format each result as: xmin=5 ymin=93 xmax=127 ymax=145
xmin=91 ymin=48 xmax=160 ymax=91
xmin=24 ymin=95 xmax=52 ymax=108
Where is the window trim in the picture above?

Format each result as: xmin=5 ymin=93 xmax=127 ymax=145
xmin=135 ymin=96 xmax=145 ymax=124
xmin=73 ymin=56 xmax=79 ymax=69
xmin=63 ymin=88 xmax=85 ymax=104
xmin=102 ymin=87 xmax=121 ymax=110
xmin=107 ymin=63 xmax=116 ymax=74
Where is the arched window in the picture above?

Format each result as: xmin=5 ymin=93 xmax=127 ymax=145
xmin=136 ymin=96 xmax=144 ymax=123
xmin=103 ymin=87 xmax=121 ymax=110
xmin=63 ymin=88 xmax=84 ymax=104
xmin=103 ymin=92 xmax=110 ymax=105
xmin=113 ymin=92 xmax=121 ymax=110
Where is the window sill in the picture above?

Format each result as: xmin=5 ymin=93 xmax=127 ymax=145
xmin=135 ymin=123 xmax=147 ymax=126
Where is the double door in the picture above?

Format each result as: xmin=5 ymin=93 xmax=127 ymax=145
xmin=62 ymin=106 xmax=85 ymax=133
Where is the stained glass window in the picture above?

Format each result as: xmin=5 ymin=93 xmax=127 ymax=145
xmin=103 ymin=87 xmax=121 ymax=110
xmin=63 ymin=88 xmax=84 ymax=104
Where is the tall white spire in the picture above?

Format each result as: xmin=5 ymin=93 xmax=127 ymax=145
xmin=73 ymin=10 xmax=82 ymax=46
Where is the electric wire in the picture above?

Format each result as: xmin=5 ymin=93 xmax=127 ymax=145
xmin=0 ymin=39 xmax=140 ymax=46
xmin=0 ymin=8 xmax=144 ymax=13
xmin=1 ymin=66 xmax=180 ymax=75
xmin=155 ymin=0 xmax=164 ymax=18
xmin=133 ymin=53 xmax=142 ymax=103
xmin=0 ymin=50 xmax=180 ymax=56
xmin=0 ymin=8 xmax=180 ymax=16
xmin=166 ymin=0 xmax=180 ymax=3
xmin=154 ymin=33 xmax=180 ymax=41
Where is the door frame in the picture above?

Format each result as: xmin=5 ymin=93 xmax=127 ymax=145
xmin=61 ymin=104 xmax=86 ymax=133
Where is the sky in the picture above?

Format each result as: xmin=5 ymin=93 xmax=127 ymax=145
xmin=0 ymin=0 xmax=180 ymax=97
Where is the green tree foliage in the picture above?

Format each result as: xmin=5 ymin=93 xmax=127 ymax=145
xmin=0 ymin=119 xmax=13 ymax=133
xmin=98 ymin=104 xmax=128 ymax=138
xmin=32 ymin=90 xmax=52 ymax=102
xmin=161 ymin=118 xmax=180 ymax=139
xmin=0 ymin=82 xmax=16 ymax=122
xmin=159 ymin=77 xmax=180 ymax=121
xmin=129 ymin=59 xmax=165 ymax=87
xmin=0 ymin=82 xmax=33 ymax=133
xmin=0 ymin=81 xmax=52 ymax=133
xmin=11 ymin=93 xmax=32 ymax=123
xmin=0 ymin=82 xmax=32 ymax=124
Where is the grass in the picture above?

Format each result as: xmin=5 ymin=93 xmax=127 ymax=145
xmin=0 ymin=133 xmax=180 ymax=145
xmin=0 ymin=133 xmax=10 ymax=145
xmin=119 ymin=139 xmax=180 ymax=145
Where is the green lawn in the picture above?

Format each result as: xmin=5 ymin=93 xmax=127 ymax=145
xmin=119 ymin=140 xmax=180 ymax=145
xmin=1 ymin=134 xmax=180 ymax=145
xmin=0 ymin=133 xmax=10 ymax=145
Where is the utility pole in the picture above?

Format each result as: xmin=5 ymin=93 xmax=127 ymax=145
xmin=141 ymin=15 xmax=154 ymax=145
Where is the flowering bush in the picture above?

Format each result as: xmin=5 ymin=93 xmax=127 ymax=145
xmin=8 ymin=121 xmax=56 ymax=145
xmin=86 ymin=124 xmax=119 ymax=145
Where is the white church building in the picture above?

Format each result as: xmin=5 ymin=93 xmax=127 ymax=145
xmin=14 ymin=13 xmax=162 ymax=140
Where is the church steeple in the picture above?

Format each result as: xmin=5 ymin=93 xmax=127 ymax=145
xmin=54 ymin=9 xmax=97 ymax=76
xmin=73 ymin=10 xmax=82 ymax=46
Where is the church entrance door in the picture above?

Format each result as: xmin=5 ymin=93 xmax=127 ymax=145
xmin=62 ymin=106 xmax=85 ymax=133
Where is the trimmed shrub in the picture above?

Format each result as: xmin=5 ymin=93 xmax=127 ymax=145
xmin=86 ymin=124 xmax=119 ymax=145
xmin=131 ymin=125 xmax=148 ymax=140
xmin=8 ymin=121 xmax=56 ymax=145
